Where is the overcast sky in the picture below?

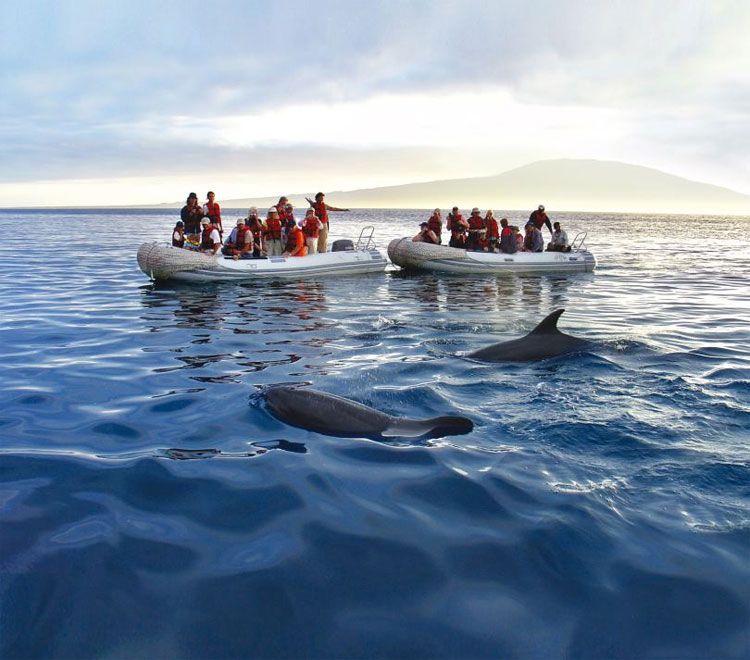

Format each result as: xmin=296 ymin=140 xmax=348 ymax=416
xmin=1 ymin=0 xmax=749 ymax=205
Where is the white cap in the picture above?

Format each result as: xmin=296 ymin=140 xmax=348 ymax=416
xmin=200 ymin=218 xmax=210 ymax=225
xmin=268 ymin=207 xmax=279 ymax=214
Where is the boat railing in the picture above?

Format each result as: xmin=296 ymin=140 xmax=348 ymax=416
xmin=355 ymin=225 xmax=376 ymax=251
xmin=571 ymin=232 xmax=588 ymax=252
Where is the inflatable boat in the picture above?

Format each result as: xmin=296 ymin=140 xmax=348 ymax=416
xmin=387 ymin=234 xmax=596 ymax=274
xmin=138 ymin=229 xmax=388 ymax=283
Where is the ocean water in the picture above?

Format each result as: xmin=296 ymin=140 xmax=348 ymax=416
xmin=0 ymin=208 xmax=748 ymax=658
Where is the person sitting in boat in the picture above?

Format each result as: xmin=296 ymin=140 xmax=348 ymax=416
xmin=524 ymin=222 xmax=544 ymax=252
xmin=222 ymin=219 xmax=252 ymax=258
xmin=282 ymin=222 xmax=308 ymax=257
xmin=181 ymin=192 xmax=204 ymax=237
xmin=264 ymin=207 xmax=284 ymax=256
xmin=200 ymin=218 xmax=222 ymax=255
xmin=427 ymin=208 xmax=442 ymax=244
xmin=172 ymin=220 xmax=185 ymax=248
xmin=246 ymin=207 xmax=265 ymax=256
xmin=547 ymin=222 xmax=570 ymax=252
xmin=412 ymin=222 xmax=439 ymax=244
xmin=203 ymin=191 xmax=223 ymax=237
xmin=485 ymin=210 xmax=499 ymax=252
xmin=512 ymin=226 xmax=524 ymax=252
xmin=529 ymin=204 xmax=553 ymax=235
xmin=302 ymin=208 xmax=323 ymax=255
xmin=447 ymin=207 xmax=469 ymax=248
xmin=466 ymin=208 xmax=486 ymax=251
xmin=499 ymin=218 xmax=516 ymax=253
xmin=305 ymin=192 xmax=350 ymax=254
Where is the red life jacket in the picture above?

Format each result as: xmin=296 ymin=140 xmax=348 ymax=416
xmin=468 ymin=214 xmax=485 ymax=231
xmin=486 ymin=218 xmax=499 ymax=239
xmin=247 ymin=217 xmax=263 ymax=241
xmin=201 ymin=225 xmax=217 ymax=250
xmin=204 ymin=201 xmax=221 ymax=226
xmin=276 ymin=205 xmax=290 ymax=223
xmin=302 ymin=217 xmax=320 ymax=238
xmin=313 ymin=201 xmax=328 ymax=226
xmin=265 ymin=216 xmax=282 ymax=240
xmin=235 ymin=225 xmax=250 ymax=248
xmin=427 ymin=215 xmax=441 ymax=235
xmin=501 ymin=226 xmax=512 ymax=238
xmin=447 ymin=213 xmax=463 ymax=231
xmin=285 ymin=227 xmax=307 ymax=256
xmin=531 ymin=210 xmax=549 ymax=230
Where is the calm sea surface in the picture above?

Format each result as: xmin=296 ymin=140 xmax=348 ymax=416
xmin=1 ymin=208 xmax=749 ymax=658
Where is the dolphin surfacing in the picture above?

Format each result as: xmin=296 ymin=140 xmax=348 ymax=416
xmin=467 ymin=309 xmax=590 ymax=362
xmin=265 ymin=386 xmax=473 ymax=439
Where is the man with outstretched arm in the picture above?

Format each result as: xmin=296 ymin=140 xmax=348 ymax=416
xmin=305 ymin=192 xmax=349 ymax=254
xmin=529 ymin=204 xmax=553 ymax=235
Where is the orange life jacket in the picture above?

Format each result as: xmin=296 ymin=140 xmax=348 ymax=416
xmin=285 ymin=227 xmax=307 ymax=256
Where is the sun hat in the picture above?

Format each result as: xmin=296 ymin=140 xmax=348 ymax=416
xmin=471 ymin=207 xmax=480 ymax=213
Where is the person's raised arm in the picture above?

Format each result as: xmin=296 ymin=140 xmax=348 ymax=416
xmin=325 ymin=204 xmax=349 ymax=212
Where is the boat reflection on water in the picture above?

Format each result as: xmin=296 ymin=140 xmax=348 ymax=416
xmin=388 ymin=271 xmax=581 ymax=316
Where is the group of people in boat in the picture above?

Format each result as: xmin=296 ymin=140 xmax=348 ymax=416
xmin=413 ymin=204 xmax=571 ymax=253
xmin=172 ymin=191 xmax=349 ymax=259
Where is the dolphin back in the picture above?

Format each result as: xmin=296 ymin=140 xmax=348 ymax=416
xmin=383 ymin=415 xmax=474 ymax=438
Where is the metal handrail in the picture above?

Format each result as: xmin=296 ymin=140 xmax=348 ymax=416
xmin=571 ymin=231 xmax=587 ymax=252
xmin=355 ymin=225 xmax=376 ymax=250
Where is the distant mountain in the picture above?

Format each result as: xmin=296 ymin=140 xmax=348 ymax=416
xmin=167 ymin=159 xmax=750 ymax=215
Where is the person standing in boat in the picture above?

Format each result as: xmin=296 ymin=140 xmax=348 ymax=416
xmin=528 ymin=204 xmax=552 ymax=235
xmin=466 ymin=208 xmax=486 ymax=251
xmin=246 ymin=207 xmax=265 ymax=257
xmin=301 ymin=208 xmax=323 ymax=255
xmin=172 ymin=220 xmax=185 ymax=248
xmin=264 ymin=207 xmax=284 ymax=256
xmin=427 ymin=208 xmax=442 ymax=244
xmin=305 ymin=192 xmax=349 ymax=254
xmin=199 ymin=218 xmax=222 ymax=255
xmin=484 ymin=210 xmax=499 ymax=252
xmin=203 ymin=191 xmax=223 ymax=237
xmin=181 ymin=192 xmax=204 ymax=237
xmin=499 ymin=218 xmax=516 ymax=253
xmin=447 ymin=207 xmax=469 ymax=248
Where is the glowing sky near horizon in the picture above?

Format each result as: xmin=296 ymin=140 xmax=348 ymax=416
xmin=1 ymin=0 xmax=749 ymax=205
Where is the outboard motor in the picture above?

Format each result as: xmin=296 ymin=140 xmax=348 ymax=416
xmin=331 ymin=239 xmax=355 ymax=252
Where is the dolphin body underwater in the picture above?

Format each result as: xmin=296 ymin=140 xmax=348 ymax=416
xmin=265 ymin=386 xmax=473 ymax=439
xmin=467 ymin=309 xmax=591 ymax=362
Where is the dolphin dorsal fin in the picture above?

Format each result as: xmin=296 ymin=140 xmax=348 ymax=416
xmin=530 ymin=309 xmax=565 ymax=334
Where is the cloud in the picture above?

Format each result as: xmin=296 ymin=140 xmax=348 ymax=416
xmin=1 ymin=0 xmax=749 ymax=203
